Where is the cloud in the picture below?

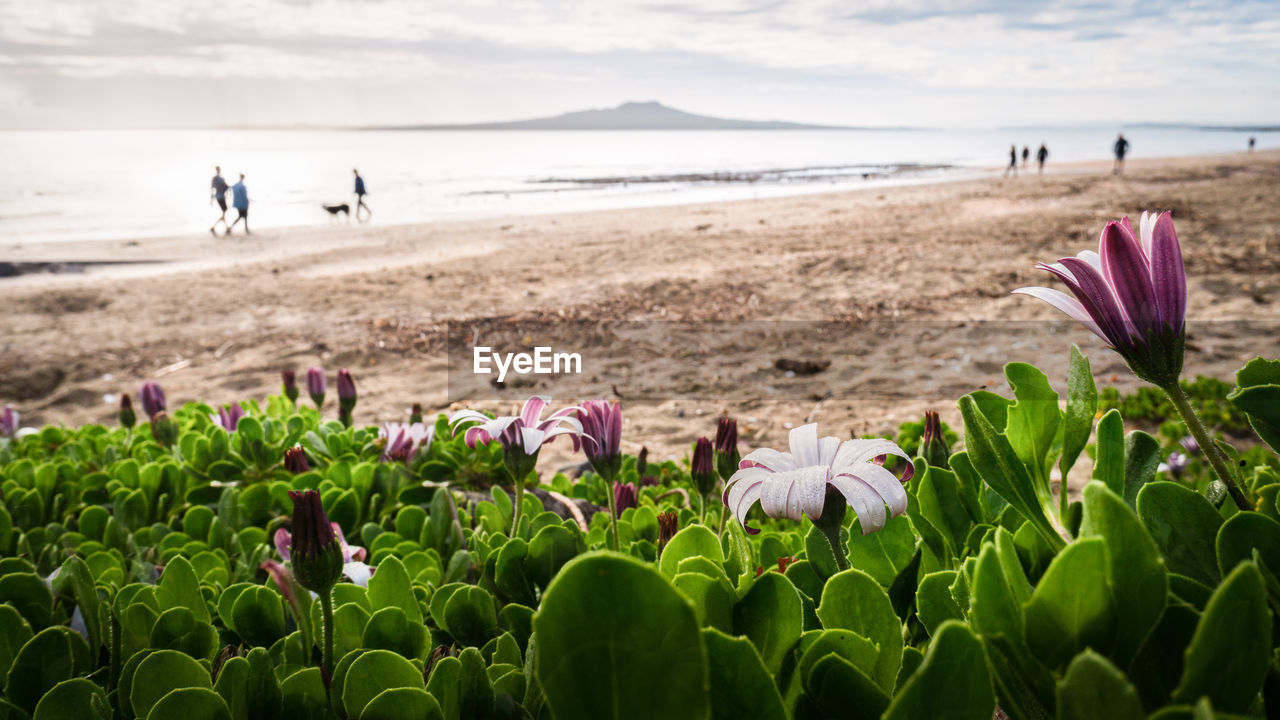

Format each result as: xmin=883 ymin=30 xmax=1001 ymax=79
xmin=0 ymin=0 xmax=1276 ymax=127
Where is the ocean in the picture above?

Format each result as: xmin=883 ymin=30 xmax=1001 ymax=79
xmin=0 ymin=126 xmax=1269 ymax=245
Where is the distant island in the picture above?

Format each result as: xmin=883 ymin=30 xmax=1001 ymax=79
xmin=372 ymin=101 xmax=911 ymax=131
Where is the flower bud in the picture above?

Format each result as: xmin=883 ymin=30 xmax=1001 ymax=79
xmin=613 ymin=481 xmax=638 ymax=516
xmin=287 ymin=490 xmax=344 ymax=593
xmin=917 ymin=410 xmax=951 ymax=469
xmin=1180 ymin=435 xmax=1200 ymax=455
xmin=657 ymin=511 xmax=678 ymax=551
xmin=1 ymin=405 xmax=17 ymax=438
xmin=637 ymin=446 xmax=649 ymax=478
xmin=307 ymin=367 xmax=326 ymax=409
xmin=691 ymin=437 xmax=716 ymax=498
xmin=409 ymin=403 xmax=423 ymax=425
xmin=119 ymin=394 xmax=136 ymax=429
xmin=337 ymin=369 xmax=357 ymax=413
xmin=150 ymin=411 xmax=178 ymax=448
xmin=139 ymin=381 xmax=166 ymax=419
xmin=282 ymin=370 xmax=299 ymax=403
xmin=284 ymin=445 xmax=310 ymax=474
xmin=714 ymin=418 xmax=740 ymax=481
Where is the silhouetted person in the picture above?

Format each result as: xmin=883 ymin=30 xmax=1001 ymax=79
xmin=1003 ymin=145 xmax=1018 ymax=178
xmin=353 ymin=169 xmax=371 ymax=223
xmin=1021 ymin=145 xmax=1029 ymax=169
xmin=1249 ymin=136 xmax=1256 ymax=152
xmin=227 ymin=173 xmax=250 ymax=235
xmin=1036 ymin=143 xmax=1048 ymax=174
xmin=1112 ymin=133 xmax=1130 ymax=175
xmin=209 ymin=166 xmax=229 ymax=235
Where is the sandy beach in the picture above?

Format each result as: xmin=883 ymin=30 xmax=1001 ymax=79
xmin=2 ymin=150 xmax=1278 ymax=465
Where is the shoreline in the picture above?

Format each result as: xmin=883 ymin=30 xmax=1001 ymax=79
xmin=3 ymin=149 xmax=1271 ymax=276
xmin=2 ymin=149 xmax=1277 ymax=461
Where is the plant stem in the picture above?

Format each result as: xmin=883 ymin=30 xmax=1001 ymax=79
xmin=698 ymin=492 xmax=708 ymax=525
xmin=818 ymin=523 xmax=850 ymax=572
xmin=510 ymin=476 xmax=525 ymax=537
xmin=319 ymin=589 xmax=335 ymax=687
xmin=108 ymin=610 xmax=122 ymax=692
xmin=604 ymin=478 xmax=620 ymax=552
xmin=1163 ymin=381 xmax=1250 ymax=511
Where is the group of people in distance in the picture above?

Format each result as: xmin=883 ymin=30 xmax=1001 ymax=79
xmin=209 ymin=167 xmax=371 ymax=236
xmin=1003 ymin=143 xmax=1050 ymax=177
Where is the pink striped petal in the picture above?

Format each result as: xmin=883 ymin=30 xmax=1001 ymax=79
xmin=739 ymin=447 xmax=798 ymax=473
xmin=1149 ymin=212 xmax=1186 ymax=332
xmin=1012 ymin=286 xmax=1106 ymax=340
xmin=1100 ymin=221 xmax=1160 ymax=338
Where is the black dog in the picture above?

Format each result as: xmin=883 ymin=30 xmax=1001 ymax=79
xmin=322 ymin=203 xmax=350 ymax=218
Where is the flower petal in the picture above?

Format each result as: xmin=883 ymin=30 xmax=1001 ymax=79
xmin=760 ymin=471 xmax=800 ymax=522
xmin=840 ymin=462 xmax=909 ymax=517
xmin=788 ymin=424 xmax=821 ymax=467
xmin=1099 ymin=220 xmax=1159 ymax=338
xmin=520 ymin=395 xmax=551 ymax=425
xmin=1149 ymin=211 xmax=1186 ymax=333
xmin=833 ymin=438 xmax=906 ymax=469
xmin=739 ymin=447 xmax=797 ymax=473
xmin=828 ymin=474 xmax=885 ymax=533
xmin=794 ymin=465 xmax=830 ymax=521
xmin=1012 ymin=286 xmax=1106 ymax=341
xmin=274 ymin=528 xmax=291 ymax=561
xmin=1057 ymin=256 xmax=1130 ymax=348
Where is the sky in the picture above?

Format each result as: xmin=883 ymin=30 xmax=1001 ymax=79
xmin=1 ymin=0 xmax=1278 ymax=130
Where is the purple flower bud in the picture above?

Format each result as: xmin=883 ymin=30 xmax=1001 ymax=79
xmin=282 ymin=370 xmax=299 ymax=403
xmin=714 ymin=418 xmax=740 ymax=481
xmin=284 ymin=445 xmax=310 ymax=474
xmin=287 ymin=489 xmax=344 ymax=593
xmin=409 ymin=403 xmax=423 ymax=425
xmin=1180 ymin=435 xmax=1200 ymax=455
xmin=1165 ymin=451 xmax=1190 ymax=478
xmin=637 ymin=446 xmax=649 ymax=477
xmin=917 ymin=410 xmax=951 ymax=469
xmin=337 ymin=369 xmax=356 ymax=407
xmin=577 ymin=399 xmax=623 ymax=482
xmin=118 ymin=394 xmax=136 ymax=429
xmin=307 ymin=367 xmax=326 ymax=409
xmin=150 ymin=411 xmax=178 ymax=447
xmin=613 ymin=481 xmax=638 ymax=516
xmin=214 ymin=403 xmax=245 ymax=432
xmin=657 ymin=511 xmax=678 ymax=550
xmin=691 ymin=437 xmax=716 ymax=498
xmin=139 ymin=381 xmax=166 ymax=419
xmin=0 ymin=405 xmax=17 ymax=438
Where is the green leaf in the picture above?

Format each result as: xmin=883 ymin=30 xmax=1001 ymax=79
xmin=341 ymin=650 xmax=426 ymax=720
xmin=1055 ymin=650 xmax=1144 ymax=720
xmin=157 ymin=556 xmax=210 ymax=624
xmin=1216 ymin=511 xmax=1280 ymax=577
xmin=534 ymin=553 xmax=708 ymax=720
xmin=882 ymin=621 xmax=994 ymax=720
xmin=280 ymin=667 xmax=330 ymax=720
xmin=0 ymin=605 xmax=33 ymax=687
xmin=1172 ymin=562 xmax=1271 ymax=713
xmin=913 ymin=469 xmax=972 ymax=560
xmin=800 ymin=653 xmax=888 ymax=720
xmin=51 ymin=557 xmax=103 ymax=652
xmin=659 ymin=525 xmax=723 ymax=579
xmin=733 ymin=571 xmax=803 ymax=676
xmin=1128 ymin=603 xmax=1200 ymax=710
xmin=970 ymin=544 xmax=1023 ymax=644
xmin=1228 ymin=357 xmax=1280 ymax=453
xmin=1123 ymin=430 xmax=1161 ymax=509
xmin=1092 ymin=409 xmax=1125 ymax=499
xmin=1022 ymin=537 xmax=1115 ymax=669
xmin=1003 ymin=362 xmax=1062 ymax=495
xmin=1137 ymin=481 xmax=1223 ymax=587
xmin=361 ymin=687 xmax=444 ymax=720
xmin=4 ymin=627 xmax=77 ymax=712
xmin=958 ymin=395 xmax=1065 ymax=552
xmin=367 ymin=556 xmax=423 ymax=624
xmin=230 ymin=586 xmax=286 ymax=648
xmin=702 ymin=628 xmax=786 ymax=720
xmin=1061 ymin=345 xmax=1098 ymax=479
xmin=32 ymin=678 xmax=110 ymax=720
xmin=915 ymin=571 xmax=962 ymax=636
xmin=815 ymin=569 xmax=902 ymax=691
xmin=130 ymin=649 xmax=213 ymax=720
xmin=1078 ymin=482 xmax=1167 ymax=667
xmin=144 ymin=688 xmax=231 ymax=720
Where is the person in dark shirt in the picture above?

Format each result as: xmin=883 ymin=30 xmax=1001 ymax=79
xmin=353 ymin=169 xmax=372 ymax=223
xmin=210 ymin=166 xmax=230 ymax=235
xmin=1021 ymin=145 xmax=1029 ymax=169
xmin=1113 ymin=133 xmax=1130 ymax=175
xmin=1036 ymin=143 xmax=1048 ymax=174
xmin=1249 ymin=136 xmax=1256 ymax=152
xmin=1003 ymin=145 xmax=1018 ymax=178
xmin=227 ymin=173 xmax=250 ymax=235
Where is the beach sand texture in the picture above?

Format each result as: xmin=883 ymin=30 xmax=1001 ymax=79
xmin=2 ymin=151 xmax=1278 ymax=465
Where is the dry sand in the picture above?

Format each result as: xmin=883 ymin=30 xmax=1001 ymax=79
xmin=2 ymin=151 xmax=1278 ymax=467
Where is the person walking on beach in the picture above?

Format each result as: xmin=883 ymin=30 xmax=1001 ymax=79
xmin=1249 ymin=136 xmax=1256 ymax=152
xmin=1036 ymin=143 xmax=1048 ymax=175
xmin=353 ymin=169 xmax=371 ymax=223
xmin=227 ymin=173 xmax=250 ymax=235
xmin=1021 ymin=146 xmax=1029 ymax=169
xmin=1003 ymin=145 xmax=1018 ymax=178
xmin=209 ymin=166 xmax=230 ymax=235
xmin=1112 ymin=133 xmax=1130 ymax=175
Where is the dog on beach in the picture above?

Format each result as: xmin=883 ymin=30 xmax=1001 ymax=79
xmin=322 ymin=203 xmax=350 ymax=221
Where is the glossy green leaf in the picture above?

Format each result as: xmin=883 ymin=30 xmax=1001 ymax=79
xmin=341 ymin=650 xmax=426 ymax=720
xmin=1055 ymin=650 xmax=1144 ymax=720
xmin=130 ymin=649 xmax=213 ymax=720
xmin=535 ymin=553 xmax=708 ymax=720
xmin=1092 ymin=409 xmax=1125 ymax=499
xmin=361 ymin=687 xmax=444 ymax=720
xmin=1138 ymin=481 xmax=1223 ymax=587
xmin=367 ymin=556 xmax=422 ymax=625
xmin=882 ymin=621 xmax=994 ymax=720
xmin=659 ymin=525 xmax=723 ymax=579
xmin=1023 ymin=537 xmax=1115 ymax=669
xmin=733 ymin=570 xmax=803 ymax=676
xmin=144 ymin=688 xmax=231 ymax=720
xmin=815 ymin=568 xmax=901 ymax=691
xmin=1003 ymin=362 xmax=1062 ymax=494
xmin=1172 ymin=562 xmax=1271 ymax=713
xmin=702 ymin=628 xmax=785 ymax=720
xmin=1060 ymin=345 xmax=1097 ymax=479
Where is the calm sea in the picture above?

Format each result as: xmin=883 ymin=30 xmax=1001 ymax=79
xmin=0 ymin=126 xmax=1268 ymax=244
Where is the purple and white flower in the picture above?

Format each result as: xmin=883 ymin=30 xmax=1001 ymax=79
xmin=450 ymin=395 xmax=583 ymax=459
xmin=210 ymin=402 xmax=245 ymax=431
xmin=274 ymin=521 xmax=372 ymax=587
xmin=723 ymin=423 xmax=913 ymax=535
xmin=378 ymin=421 xmax=434 ymax=463
xmin=1014 ymin=211 xmax=1187 ymax=385
xmin=575 ymin=399 xmax=623 ymax=481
